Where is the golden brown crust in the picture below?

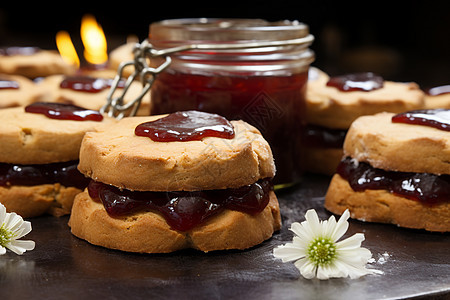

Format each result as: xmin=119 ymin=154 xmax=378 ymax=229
xmin=344 ymin=112 xmax=450 ymax=174
xmin=78 ymin=116 xmax=276 ymax=191
xmin=68 ymin=190 xmax=281 ymax=253
xmin=0 ymin=184 xmax=81 ymax=218
xmin=325 ymin=174 xmax=450 ymax=232
xmin=0 ymin=107 xmax=116 ymax=164
xmin=424 ymin=93 xmax=450 ymax=109
xmin=306 ymin=79 xmax=425 ymax=129
xmin=0 ymin=74 xmax=44 ymax=108
xmin=37 ymin=74 xmax=151 ymax=116
xmin=301 ymin=146 xmax=343 ymax=175
xmin=0 ymin=50 xmax=75 ymax=78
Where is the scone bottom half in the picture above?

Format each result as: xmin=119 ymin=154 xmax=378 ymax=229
xmin=70 ymin=111 xmax=281 ymax=253
xmin=325 ymin=110 xmax=450 ymax=232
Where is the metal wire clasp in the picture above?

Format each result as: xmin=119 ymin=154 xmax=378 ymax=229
xmin=100 ymin=40 xmax=171 ymax=119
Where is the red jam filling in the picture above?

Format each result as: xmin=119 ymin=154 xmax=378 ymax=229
xmin=302 ymin=124 xmax=347 ymax=148
xmin=426 ymin=85 xmax=450 ymax=96
xmin=88 ymin=179 xmax=273 ymax=232
xmin=0 ymin=160 xmax=90 ymax=190
xmin=25 ymin=102 xmax=103 ymax=122
xmin=337 ymin=157 xmax=450 ymax=205
xmin=326 ymin=72 xmax=384 ymax=92
xmin=392 ymin=109 xmax=450 ymax=131
xmin=60 ymin=75 xmax=124 ymax=93
xmin=135 ymin=110 xmax=235 ymax=142
xmin=0 ymin=46 xmax=40 ymax=56
xmin=0 ymin=77 xmax=19 ymax=90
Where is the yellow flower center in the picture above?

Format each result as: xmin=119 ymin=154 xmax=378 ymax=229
xmin=0 ymin=225 xmax=13 ymax=246
xmin=307 ymin=236 xmax=337 ymax=266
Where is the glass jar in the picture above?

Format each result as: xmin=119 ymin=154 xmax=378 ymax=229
xmin=148 ymin=18 xmax=315 ymax=185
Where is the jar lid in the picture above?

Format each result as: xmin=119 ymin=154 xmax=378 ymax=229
xmin=149 ymin=18 xmax=310 ymax=45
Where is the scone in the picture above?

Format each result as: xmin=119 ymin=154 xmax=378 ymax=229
xmin=0 ymin=47 xmax=75 ymax=78
xmin=108 ymin=40 xmax=136 ymax=78
xmin=69 ymin=110 xmax=281 ymax=253
xmin=325 ymin=110 xmax=450 ymax=232
xmin=303 ymin=70 xmax=425 ymax=175
xmin=37 ymin=74 xmax=151 ymax=116
xmin=0 ymin=103 xmax=115 ymax=217
xmin=424 ymin=85 xmax=450 ymax=109
xmin=0 ymin=74 xmax=44 ymax=108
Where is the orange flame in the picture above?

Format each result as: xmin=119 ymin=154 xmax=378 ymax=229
xmin=56 ymin=30 xmax=80 ymax=67
xmin=80 ymin=14 xmax=108 ymax=65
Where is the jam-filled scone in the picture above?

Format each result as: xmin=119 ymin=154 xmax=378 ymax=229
xmin=303 ymin=71 xmax=425 ymax=175
xmin=325 ymin=110 xmax=450 ymax=232
xmin=69 ymin=110 xmax=281 ymax=253
xmin=37 ymin=74 xmax=151 ymax=116
xmin=0 ymin=103 xmax=115 ymax=217
xmin=0 ymin=74 xmax=44 ymax=108
xmin=0 ymin=47 xmax=75 ymax=79
xmin=424 ymin=85 xmax=450 ymax=109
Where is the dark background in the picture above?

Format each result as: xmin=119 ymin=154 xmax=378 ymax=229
xmin=1 ymin=1 xmax=449 ymax=88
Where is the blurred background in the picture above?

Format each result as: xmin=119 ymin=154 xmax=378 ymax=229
xmin=0 ymin=1 xmax=449 ymax=88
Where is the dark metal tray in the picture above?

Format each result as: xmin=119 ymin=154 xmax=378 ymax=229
xmin=1 ymin=175 xmax=449 ymax=299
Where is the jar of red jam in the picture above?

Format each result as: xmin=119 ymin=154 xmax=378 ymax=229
xmin=148 ymin=18 xmax=315 ymax=185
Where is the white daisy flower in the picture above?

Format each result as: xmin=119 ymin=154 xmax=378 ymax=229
xmin=273 ymin=209 xmax=382 ymax=280
xmin=0 ymin=204 xmax=35 ymax=255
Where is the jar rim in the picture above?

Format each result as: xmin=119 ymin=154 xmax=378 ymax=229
xmin=149 ymin=18 xmax=310 ymax=43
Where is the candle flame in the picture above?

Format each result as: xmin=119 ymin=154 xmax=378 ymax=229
xmin=56 ymin=30 xmax=80 ymax=67
xmin=80 ymin=14 xmax=108 ymax=65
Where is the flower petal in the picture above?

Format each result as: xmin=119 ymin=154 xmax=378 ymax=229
xmin=0 ymin=204 xmax=6 ymax=223
xmin=317 ymin=263 xmax=347 ymax=280
xmin=295 ymin=258 xmax=317 ymax=279
xmin=330 ymin=209 xmax=350 ymax=242
xmin=14 ymin=221 xmax=32 ymax=239
xmin=0 ymin=245 xmax=6 ymax=255
xmin=6 ymin=240 xmax=35 ymax=255
xmin=303 ymin=209 xmax=322 ymax=237
xmin=273 ymin=243 xmax=306 ymax=262
xmin=336 ymin=233 xmax=365 ymax=250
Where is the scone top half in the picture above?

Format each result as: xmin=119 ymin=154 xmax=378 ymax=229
xmin=0 ymin=106 xmax=116 ymax=165
xmin=343 ymin=112 xmax=450 ymax=175
xmin=78 ymin=114 xmax=276 ymax=192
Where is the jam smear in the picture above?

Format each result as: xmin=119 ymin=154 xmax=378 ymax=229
xmin=88 ymin=179 xmax=272 ymax=231
xmin=337 ymin=157 xmax=450 ymax=205
xmin=426 ymin=85 xmax=450 ymax=96
xmin=0 ymin=160 xmax=90 ymax=190
xmin=302 ymin=124 xmax=347 ymax=148
xmin=135 ymin=110 xmax=235 ymax=142
xmin=392 ymin=109 xmax=450 ymax=131
xmin=326 ymin=72 xmax=384 ymax=92
xmin=25 ymin=102 xmax=103 ymax=122
xmin=60 ymin=75 xmax=124 ymax=93
xmin=0 ymin=77 xmax=20 ymax=90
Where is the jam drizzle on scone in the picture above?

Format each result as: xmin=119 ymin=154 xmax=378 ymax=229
xmin=392 ymin=109 xmax=450 ymax=131
xmin=326 ymin=72 xmax=384 ymax=92
xmin=25 ymin=102 xmax=103 ymax=121
xmin=135 ymin=110 xmax=235 ymax=142
xmin=337 ymin=157 xmax=450 ymax=205
xmin=60 ymin=75 xmax=125 ymax=93
xmin=88 ymin=179 xmax=272 ymax=231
